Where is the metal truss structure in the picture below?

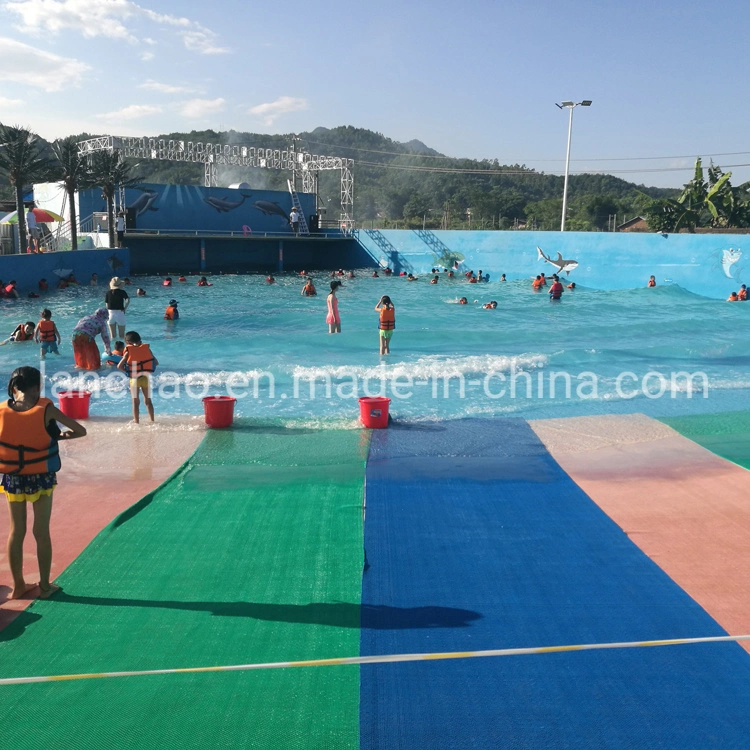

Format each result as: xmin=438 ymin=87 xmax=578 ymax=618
xmin=78 ymin=135 xmax=354 ymax=228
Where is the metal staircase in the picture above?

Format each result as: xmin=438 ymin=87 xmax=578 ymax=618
xmin=287 ymin=180 xmax=309 ymax=235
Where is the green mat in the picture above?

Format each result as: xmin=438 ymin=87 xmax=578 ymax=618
xmin=661 ymin=410 xmax=750 ymax=471
xmin=0 ymin=423 xmax=369 ymax=750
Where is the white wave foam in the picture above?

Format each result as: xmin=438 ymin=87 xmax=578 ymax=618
xmin=292 ymin=354 xmax=549 ymax=382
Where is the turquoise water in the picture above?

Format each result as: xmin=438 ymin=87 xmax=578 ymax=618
xmin=0 ymin=273 xmax=746 ymax=425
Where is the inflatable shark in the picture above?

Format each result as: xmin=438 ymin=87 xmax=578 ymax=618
xmin=537 ymin=247 xmax=579 ymax=276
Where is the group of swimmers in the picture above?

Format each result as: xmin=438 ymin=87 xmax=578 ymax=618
xmin=727 ymin=284 xmax=748 ymax=301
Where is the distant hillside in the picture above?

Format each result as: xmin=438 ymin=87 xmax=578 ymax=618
xmin=6 ymin=124 xmax=679 ymax=230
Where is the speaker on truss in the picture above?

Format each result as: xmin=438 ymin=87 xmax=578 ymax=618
xmin=309 ymin=214 xmax=319 ymax=231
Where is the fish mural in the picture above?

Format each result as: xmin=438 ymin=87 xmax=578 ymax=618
xmin=537 ymin=246 xmax=579 ymax=276
xmin=129 ymin=189 xmax=159 ymax=216
xmin=253 ymin=201 xmax=289 ymax=221
xmin=204 ymin=195 xmax=249 ymax=213
xmin=720 ymin=247 xmax=742 ymax=279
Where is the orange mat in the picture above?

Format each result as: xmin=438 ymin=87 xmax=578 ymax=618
xmin=0 ymin=417 xmax=204 ymax=629
xmin=531 ymin=414 xmax=750 ymax=648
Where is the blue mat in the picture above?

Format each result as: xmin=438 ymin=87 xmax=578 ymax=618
xmin=360 ymin=419 xmax=750 ymax=749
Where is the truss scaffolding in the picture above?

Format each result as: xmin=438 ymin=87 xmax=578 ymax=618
xmin=78 ymin=135 xmax=354 ymax=228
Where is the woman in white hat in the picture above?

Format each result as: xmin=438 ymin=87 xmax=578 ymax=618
xmin=105 ymin=277 xmax=130 ymax=340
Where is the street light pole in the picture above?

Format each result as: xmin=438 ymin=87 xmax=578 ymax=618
xmin=556 ymin=100 xmax=592 ymax=231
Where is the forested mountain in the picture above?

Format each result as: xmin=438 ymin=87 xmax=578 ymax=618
xmin=5 ymin=124 xmax=680 ymax=230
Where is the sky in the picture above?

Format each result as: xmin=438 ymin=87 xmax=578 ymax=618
xmin=1 ymin=0 xmax=749 ymax=189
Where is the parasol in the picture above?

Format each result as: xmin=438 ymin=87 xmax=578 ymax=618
xmin=0 ymin=208 xmax=65 ymax=224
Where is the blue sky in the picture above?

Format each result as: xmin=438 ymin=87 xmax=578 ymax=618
xmin=1 ymin=0 xmax=748 ymax=188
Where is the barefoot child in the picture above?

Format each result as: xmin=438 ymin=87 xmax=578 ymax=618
xmin=375 ymin=295 xmax=395 ymax=355
xmin=118 ymin=331 xmax=158 ymax=423
xmin=326 ymin=281 xmax=342 ymax=334
xmin=34 ymin=309 xmax=61 ymax=359
xmin=0 ymin=366 xmax=86 ymax=599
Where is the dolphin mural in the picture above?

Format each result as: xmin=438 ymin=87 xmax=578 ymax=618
xmin=721 ymin=247 xmax=742 ymax=279
xmin=537 ymin=246 xmax=579 ymax=276
xmin=204 ymin=195 xmax=248 ymax=213
xmin=107 ymin=254 xmax=124 ymax=271
xmin=253 ymin=201 xmax=289 ymax=221
xmin=129 ymin=189 xmax=159 ymax=216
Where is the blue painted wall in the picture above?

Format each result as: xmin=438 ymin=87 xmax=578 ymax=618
xmin=79 ymin=184 xmax=316 ymax=235
xmin=355 ymin=229 xmax=748 ymax=299
xmin=0 ymin=249 xmax=130 ymax=294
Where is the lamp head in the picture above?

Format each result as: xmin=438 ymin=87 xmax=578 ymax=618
xmin=581 ymin=100 xmax=593 ymax=106
xmin=560 ymin=101 xmax=575 ymax=107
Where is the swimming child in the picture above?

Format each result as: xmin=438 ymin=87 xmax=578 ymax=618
xmin=0 ymin=322 xmax=36 ymax=346
xmin=372 ymin=271 xmax=379 ymax=277
xmin=301 ymin=278 xmax=317 ymax=296
xmin=648 ymin=275 xmax=656 ymax=287
xmin=375 ymin=295 xmax=395 ymax=355
xmin=567 ymin=282 xmax=576 ymax=290
xmin=500 ymin=274 xmax=506 ymax=282
xmin=178 ymin=276 xmax=186 ymax=282
xmin=164 ymin=299 xmax=179 ymax=320
xmin=482 ymin=301 xmax=498 ymax=309
xmin=197 ymin=276 xmax=212 ymax=286
xmin=162 ymin=277 xmax=172 ymax=287
xmin=739 ymin=284 xmax=747 ymax=301
xmin=34 ymin=310 xmax=60 ymax=359
xmin=136 ymin=288 xmax=146 ymax=296
xmin=549 ymin=278 xmax=564 ymax=300
xmin=266 ymin=274 xmax=275 ymax=284
xmin=430 ymin=275 xmax=439 ymax=284
xmin=532 ymin=275 xmax=544 ymax=290
xmin=118 ymin=331 xmax=159 ymax=424
xmin=458 ymin=297 xmax=468 ymax=305
xmin=103 ymin=341 xmax=125 ymax=366
xmin=0 ymin=366 xmax=87 ymax=598
xmin=407 ymin=273 xmax=418 ymax=281
xmin=326 ymin=281 xmax=342 ymax=334
xmin=727 ymin=291 xmax=739 ymax=301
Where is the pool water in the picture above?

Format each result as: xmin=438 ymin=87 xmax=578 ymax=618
xmin=0 ymin=273 xmax=746 ymax=425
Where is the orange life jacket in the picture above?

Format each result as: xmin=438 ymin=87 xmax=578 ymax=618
xmin=0 ymin=397 xmax=61 ymax=475
xmin=532 ymin=279 xmax=543 ymax=289
xmin=739 ymin=289 xmax=747 ymax=300
xmin=38 ymin=319 xmax=55 ymax=342
xmin=14 ymin=326 xmax=33 ymax=341
xmin=164 ymin=305 xmax=178 ymax=320
xmin=379 ymin=306 xmax=395 ymax=330
xmin=126 ymin=343 xmax=156 ymax=376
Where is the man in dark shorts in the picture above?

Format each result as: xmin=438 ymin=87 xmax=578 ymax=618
xmin=105 ymin=277 xmax=130 ymax=339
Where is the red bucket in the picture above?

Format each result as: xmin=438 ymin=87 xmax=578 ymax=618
xmin=359 ymin=396 xmax=390 ymax=428
xmin=58 ymin=390 xmax=91 ymax=420
xmin=203 ymin=396 xmax=236 ymax=428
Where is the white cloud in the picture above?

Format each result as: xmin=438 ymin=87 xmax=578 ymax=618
xmin=4 ymin=0 xmax=228 ymax=54
xmin=139 ymin=79 xmax=190 ymax=94
xmin=248 ymin=96 xmax=308 ymax=126
xmin=180 ymin=98 xmax=225 ymax=118
xmin=0 ymin=37 xmax=89 ymax=91
xmin=181 ymin=30 xmax=227 ymax=55
xmin=140 ymin=51 xmax=155 ymax=61
xmin=0 ymin=96 xmax=24 ymax=108
xmin=96 ymin=104 xmax=162 ymax=121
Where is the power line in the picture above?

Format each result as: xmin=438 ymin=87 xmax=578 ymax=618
xmin=354 ymin=159 xmax=750 ymax=177
xmin=301 ymin=137 xmax=750 ymax=166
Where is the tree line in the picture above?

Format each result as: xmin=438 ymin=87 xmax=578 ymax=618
xmin=3 ymin=122 xmax=749 ymax=239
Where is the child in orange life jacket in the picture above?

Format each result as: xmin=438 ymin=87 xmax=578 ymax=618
xmin=34 ymin=309 xmax=61 ymax=359
xmin=103 ymin=341 xmax=125 ymax=367
xmin=1 ymin=366 xmax=86 ymax=599
xmin=118 ymin=331 xmax=158 ymax=424
xmin=375 ymin=295 xmax=396 ymax=355
xmin=0 ymin=322 xmax=35 ymax=346
xmin=164 ymin=299 xmax=179 ymax=320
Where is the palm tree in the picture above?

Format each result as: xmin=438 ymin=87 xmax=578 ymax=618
xmin=51 ymin=137 xmax=90 ymax=250
xmin=0 ymin=125 xmax=55 ymax=253
xmin=88 ymin=151 xmax=138 ymax=248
